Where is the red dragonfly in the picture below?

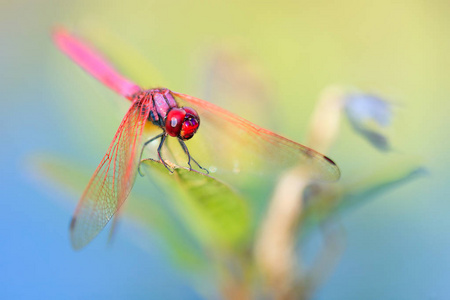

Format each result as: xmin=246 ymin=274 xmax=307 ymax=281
xmin=53 ymin=28 xmax=340 ymax=249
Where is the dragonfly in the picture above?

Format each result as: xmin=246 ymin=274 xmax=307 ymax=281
xmin=53 ymin=28 xmax=340 ymax=250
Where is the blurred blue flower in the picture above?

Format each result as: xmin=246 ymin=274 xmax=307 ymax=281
xmin=344 ymin=93 xmax=392 ymax=151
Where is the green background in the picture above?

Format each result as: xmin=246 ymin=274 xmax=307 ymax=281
xmin=1 ymin=0 xmax=448 ymax=299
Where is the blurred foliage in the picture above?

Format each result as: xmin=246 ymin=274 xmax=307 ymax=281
xmin=141 ymin=159 xmax=250 ymax=252
xmin=28 ymin=83 xmax=424 ymax=299
xmin=0 ymin=0 xmax=448 ymax=298
xmin=28 ymin=154 xmax=206 ymax=267
xmin=25 ymin=4 xmax=437 ymax=296
xmin=302 ymin=161 xmax=426 ymax=235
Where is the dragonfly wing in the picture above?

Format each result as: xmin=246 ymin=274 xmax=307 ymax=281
xmin=171 ymin=92 xmax=340 ymax=182
xmin=53 ymin=28 xmax=141 ymax=99
xmin=70 ymin=99 xmax=151 ymax=249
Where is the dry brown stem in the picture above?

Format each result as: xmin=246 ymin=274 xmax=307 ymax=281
xmin=255 ymin=86 xmax=345 ymax=299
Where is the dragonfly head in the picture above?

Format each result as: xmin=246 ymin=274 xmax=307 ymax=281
xmin=165 ymin=107 xmax=200 ymax=140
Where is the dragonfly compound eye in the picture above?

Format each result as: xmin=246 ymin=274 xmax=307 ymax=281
xmin=179 ymin=106 xmax=200 ymax=140
xmin=165 ymin=108 xmax=186 ymax=137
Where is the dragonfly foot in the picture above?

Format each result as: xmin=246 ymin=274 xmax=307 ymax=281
xmin=190 ymin=157 xmax=209 ymax=174
xmin=137 ymin=162 xmax=146 ymax=177
xmin=178 ymin=139 xmax=209 ymax=174
xmin=160 ymin=159 xmax=174 ymax=173
xmin=187 ymin=160 xmax=193 ymax=172
xmin=139 ymin=133 xmax=166 ymax=177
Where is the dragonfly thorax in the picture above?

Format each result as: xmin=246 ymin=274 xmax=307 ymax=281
xmin=143 ymin=88 xmax=200 ymax=140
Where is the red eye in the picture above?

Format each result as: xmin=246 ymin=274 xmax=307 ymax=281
xmin=180 ymin=106 xmax=200 ymax=140
xmin=180 ymin=117 xmax=199 ymax=140
xmin=165 ymin=108 xmax=186 ymax=137
xmin=183 ymin=107 xmax=199 ymax=119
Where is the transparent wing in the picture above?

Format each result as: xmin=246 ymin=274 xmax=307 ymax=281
xmin=53 ymin=28 xmax=141 ymax=99
xmin=171 ymin=92 xmax=340 ymax=183
xmin=70 ymin=100 xmax=151 ymax=249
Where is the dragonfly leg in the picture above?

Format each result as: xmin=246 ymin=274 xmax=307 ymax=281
xmin=138 ymin=132 xmax=166 ymax=176
xmin=157 ymin=134 xmax=173 ymax=173
xmin=178 ymin=139 xmax=209 ymax=174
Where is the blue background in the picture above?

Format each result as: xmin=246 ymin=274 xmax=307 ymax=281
xmin=1 ymin=0 xmax=449 ymax=299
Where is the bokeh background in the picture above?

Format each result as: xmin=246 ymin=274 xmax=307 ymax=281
xmin=1 ymin=0 xmax=449 ymax=299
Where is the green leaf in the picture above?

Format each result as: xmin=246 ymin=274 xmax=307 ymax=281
xmin=141 ymin=159 xmax=251 ymax=252
xmin=302 ymin=160 xmax=426 ymax=230
xmin=339 ymin=166 xmax=426 ymax=212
